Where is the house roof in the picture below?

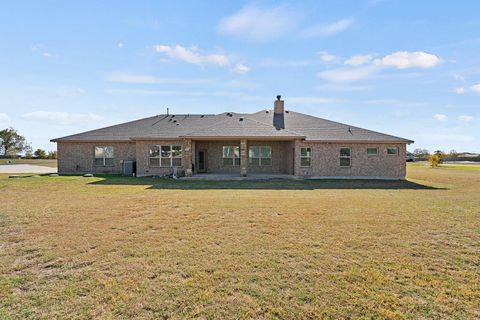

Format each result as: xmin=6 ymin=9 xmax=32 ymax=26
xmin=51 ymin=109 xmax=413 ymax=143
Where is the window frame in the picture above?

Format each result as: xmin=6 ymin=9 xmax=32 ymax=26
xmin=367 ymin=147 xmax=378 ymax=156
xmin=222 ymin=146 xmax=240 ymax=166
xmin=300 ymin=147 xmax=312 ymax=167
xmin=339 ymin=147 xmax=351 ymax=167
xmin=248 ymin=146 xmax=272 ymax=166
xmin=387 ymin=147 xmax=399 ymax=156
xmin=149 ymin=144 xmax=183 ymax=167
xmin=94 ymin=146 xmax=114 ymax=167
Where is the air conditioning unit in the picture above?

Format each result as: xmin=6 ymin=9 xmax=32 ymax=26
xmin=122 ymin=160 xmax=136 ymax=176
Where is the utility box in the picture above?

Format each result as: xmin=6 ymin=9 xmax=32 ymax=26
xmin=122 ymin=161 xmax=136 ymax=176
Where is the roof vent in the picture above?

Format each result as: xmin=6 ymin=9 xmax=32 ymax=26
xmin=171 ymin=115 xmax=175 ymax=118
xmin=239 ymin=117 xmax=244 ymax=122
xmin=173 ymin=120 xmax=177 ymax=123
xmin=265 ymin=110 xmax=269 ymax=113
xmin=200 ymin=115 xmax=204 ymax=118
xmin=285 ymin=110 xmax=289 ymax=114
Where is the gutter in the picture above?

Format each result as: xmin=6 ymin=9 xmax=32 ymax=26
xmin=304 ymin=139 xmax=414 ymax=144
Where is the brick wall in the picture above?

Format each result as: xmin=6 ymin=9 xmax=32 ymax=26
xmin=135 ymin=140 xmax=184 ymax=177
xmin=294 ymin=142 xmax=407 ymax=179
xmin=247 ymin=140 xmax=293 ymax=174
xmin=195 ymin=140 xmax=241 ymax=174
xmin=57 ymin=140 xmax=407 ymax=179
xmin=57 ymin=142 xmax=136 ymax=174
xmin=194 ymin=140 xmax=294 ymax=174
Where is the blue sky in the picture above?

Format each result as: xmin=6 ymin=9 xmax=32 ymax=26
xmin=0 ymin=0 xmax=479 ymax=152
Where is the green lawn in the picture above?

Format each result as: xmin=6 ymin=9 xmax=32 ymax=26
xmin=0 ymin=159 xmax=57 ymax=168
xmin=0 ymin=165 xmax=479 ymax=319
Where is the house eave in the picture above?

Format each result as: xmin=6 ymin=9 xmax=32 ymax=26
xmin=178 ymin=135 xmax=305 ymax=141
xmin=304 ymin=139 xmax=414 ymax=144
xmin=129 ymin=137 xmax=184 ymax=141
xmin=51 ymin=139 xmax=134 ymax=143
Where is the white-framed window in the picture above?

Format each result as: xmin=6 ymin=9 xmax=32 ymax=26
xmin=387 ymin=147 xmax=399 ymax=155
xmin=94 ymin=146 xmax=114 ymax=166
xmin=367 ymin=147 xmax=378 ymax=156
xmin=223 ymin=146 xmax=240 ymax=166
xmin=340 ymin=147 xmax=351 ymax=167
xmin=300 ymin=147 xmax=312 ymax=167
xmin=249 ymin=146 xmax=272 ymax=166
xmin=149 ymin=145 xmax=182 ymax=167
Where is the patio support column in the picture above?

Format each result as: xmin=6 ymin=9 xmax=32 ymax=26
xmin=240 ymin=139 xmax=248 ymax=176
xmin=293 ymin=139 xmax=301 ymax=176
xmin=183 ymin=138 xmax=193 ymax=177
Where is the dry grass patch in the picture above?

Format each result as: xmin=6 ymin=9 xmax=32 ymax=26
xmin=0 ymin=165 xmax=479 ymax=319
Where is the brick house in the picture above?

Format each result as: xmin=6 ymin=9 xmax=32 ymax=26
xmin=51 ymin=96 xmax=413 ymax=179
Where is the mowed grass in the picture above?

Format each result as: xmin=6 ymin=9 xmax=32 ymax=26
xmin=0 ymin=159 xmax=57 ymax=168
xmin=0 ymin=165 xmax=479 ymax=319
xmin=410 ymin=162 xmax=480 ymax=172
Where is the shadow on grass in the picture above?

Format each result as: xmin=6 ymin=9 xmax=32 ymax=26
xmin=86 ymin=175 xmax=445 ymax=190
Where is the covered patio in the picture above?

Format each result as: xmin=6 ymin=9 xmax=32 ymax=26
xmin=183 ymin=138 xmax=299 ymax=177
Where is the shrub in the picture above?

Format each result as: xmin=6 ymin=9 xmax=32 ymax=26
xmin=428 ymin=154 xmax=442 ymax=168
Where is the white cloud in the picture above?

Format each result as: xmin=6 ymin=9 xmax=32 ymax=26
xmin=154 ymin=44 xmax=230 ymax=66
xmin=103 ymin=72 xmax=158 ymax=84
xmin=0 ymin=113 xmax=9 ymax=122
xmin=317 ymin=66 xmax=376 ymax=82
xmin=434 ymin=114 xmax=448 ymax=122
xmin=318 ymin=51 xmax=441 ymax=83
xmin=458 ymin=115 xmax=474 ymax=122
xmin=345 ymin=54 xmax=374 ymax=66
xmin=102 ymin=72 xmax=212 ymax=84
xmin=218 ymin=5 xmax=297 ymax=41
xmin=42 ymin=52 xmax=52 ymax=58
xmin=231 ymin=63 xmax=250 ymax=74
xmin=318 ymin=51 xmax=338 ymax=64
xmin=455 ymin=87 xmax=466 ymax=94
xmin=471 ymin=83 xmax=480 ymax=93
xmin=374 ymin=51 xmax=441 ymax=69
xmin=456 ymin=83 xmax=480 ymax=94
xmin=21 ymin=111 xmax=103 ymax=125
xmin=301 ymin=18 xmax=353 ymax=37
xmin=117 ymin=42 xmax=124 ymax=48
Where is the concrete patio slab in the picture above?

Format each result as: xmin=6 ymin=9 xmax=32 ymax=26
xmin=0 ymin=164 xmax=57 ymax=174
xmin=181 ymin=173 xmax=299 ymax=181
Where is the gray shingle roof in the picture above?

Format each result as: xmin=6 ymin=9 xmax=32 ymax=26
xmin=248 ymin=110 xmax=413 ymax=142
xmin=181 ymin=113 xmax=303 ymax=138
xmin=51 ymin=109 xmax=413 ymax=143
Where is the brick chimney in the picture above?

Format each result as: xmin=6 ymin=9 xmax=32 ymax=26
xmin=273 ymin=95 xmax=285 ymax=129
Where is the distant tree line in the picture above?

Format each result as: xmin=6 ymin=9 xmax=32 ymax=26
xmin=0 ymin=127 xmax=56 ymax=159
xmin=412 ymin=148 xmax=479 ymax=167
